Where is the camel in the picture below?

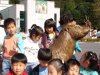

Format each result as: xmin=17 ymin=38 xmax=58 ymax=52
xmin=49 ymin=20 xmax=91 ymax=62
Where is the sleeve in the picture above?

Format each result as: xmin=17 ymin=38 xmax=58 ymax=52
xmin=15 ymin=34 xmax=24 ymax=53
xmin=0 ymin=27 xmax=6 ymax=45
xmin=2 ymin=35 xmax=6 ymax=49
xmin=91 ymin=71 xmax=99 ymax=75
xmin=57 ymin=26 xmax=62 ymax=32
xmin=41 ymin=33 xmax=47 ymax=48
xmin=75 ymin=41 xmax=82 ymax=52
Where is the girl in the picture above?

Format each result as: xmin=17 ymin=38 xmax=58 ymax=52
xmin=64 ymin=59 xmax=82 ymax=75
xmin=80 ymin=51 xmax=99 ymax=75
xmin=42 ymin=18 xmax=59 ymax=48
xmin=23 ymin=24 xmax=43 ymax=74
xmin=48 ymin=58 xmax=64 ymax=75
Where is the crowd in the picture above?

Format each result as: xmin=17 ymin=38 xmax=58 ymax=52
xmin=0 ymin=13 xmax=100 ymax=75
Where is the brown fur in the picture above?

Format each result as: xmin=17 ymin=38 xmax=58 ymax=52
xmin=49 ymin=20 xmax=91 ymax=62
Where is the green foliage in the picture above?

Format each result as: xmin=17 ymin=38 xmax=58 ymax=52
xmin=80 ymin=38 xmax=100 ymax=42
xmin=91 ymin=0 xmax=100 ymax=30
xmin=8 ymin=0 xmax=100 ymax=30
xmin=53 ymin=0 xmax=100 ymax=30
xmin=9 ymin=0 xmax=20 ymax=4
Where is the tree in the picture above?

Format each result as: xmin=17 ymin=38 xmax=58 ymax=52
xmin=9 ymin=0 xmax=20 ymax=4
xmin=91 ymin=0 xmax=100 ymax=30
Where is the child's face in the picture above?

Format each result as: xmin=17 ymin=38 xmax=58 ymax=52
xmin=46 ymin=27 xmax=54 ymax=34
xmin=48 ymin=65 xmax=58 ymax=75
xmin=6 ymin=23 xmax=16 ymax=36
xmin=32 ymin=35 xmax=42 ymax=43
xmin=67 ymin=65 xmax=80 ymax=75
xmin=39 ymin=60 xmax=48 ymax=67
xmin=80 ymin=53 xmax=89 ymax=69
xmin=11 ymin=62 xmax=26 ymax=75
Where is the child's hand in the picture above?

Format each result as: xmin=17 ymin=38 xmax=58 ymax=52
xmin=9 ymin=50 xmax=18 ymax=56
xmin=79 ymin=51 xmax=82 ymax=54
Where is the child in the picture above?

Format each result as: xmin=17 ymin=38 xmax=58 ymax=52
xmin=42 ymin=18 xmax=59 ymax=48
xmin=23 ymin=24 xmax=43 ymax=73
xmin=7 ymin=53 xmax=27 ymax=75
xmin=48 ymin=58 xmax=64 ymax=75
xmin=64 ymin=59 xmax=81 ymax=75
xmin=29 ymin=48 xmax=52 ymax=75
xmin=80 ymin=51 xmax=99 ymax=75
xmin=2 ymin=18 xmax=24 ymax=74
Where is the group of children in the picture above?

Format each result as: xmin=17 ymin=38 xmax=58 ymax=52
xmin=0 ymin=13 xmax=99 ymax=75
xmin=5 ymin=50 xmax=100 ymax=75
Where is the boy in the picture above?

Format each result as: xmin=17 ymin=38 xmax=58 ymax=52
xmin=2 ymin=18 xmax=24 ymax=74
xmin=7 ymin=53 xmax=28 ymax=75
xmin=29 ymin=48 xmax=52 ymax=75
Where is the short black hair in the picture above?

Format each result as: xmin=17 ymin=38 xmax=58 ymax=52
xmin=59 ymin=13 xmax=74 ymax=25
xmin=64 ymin=59 xmax=80 ymax=72
xmin=38 ymin=48 xmax=52 ymax=61
xmin=11 ymin=53 xmax=27 ymax=64
xmin=29 ymin=24 xmax=43 ymax=38
xmin=4 ymin=18 xmax=16 ymax=29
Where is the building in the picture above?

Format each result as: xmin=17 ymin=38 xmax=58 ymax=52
xmin=0 ymin=0 xmax=60 ymax=33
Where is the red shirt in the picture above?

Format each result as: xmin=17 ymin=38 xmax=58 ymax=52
xmin=7 ymin=71 xmax=28 ymax=75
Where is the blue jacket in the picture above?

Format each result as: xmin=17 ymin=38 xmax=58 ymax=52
xmin=75 ymin=41 xmax=81 ymax=52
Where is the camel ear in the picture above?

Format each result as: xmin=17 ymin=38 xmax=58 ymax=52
xmin=85 ymin=20 xmax=91 ymax=28
xmin=84 ymin=16 xmax=91 ymax=28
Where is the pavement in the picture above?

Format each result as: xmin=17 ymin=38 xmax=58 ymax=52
xmin=75 ymin=42 xmax=100 ymax=61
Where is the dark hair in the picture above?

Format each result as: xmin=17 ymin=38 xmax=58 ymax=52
xmin=64 ymin=59 xmax=80 ymax=72
xmin=48 ymin=58 xmax=64 ymax=73
xmin=29 ymin=24 xmax=43 ymax=38
xmin=59 ymin=13 xmax=74 ymax=25
xmin=11 ymin=53 xmax=27 ymax=64
xmin=44 ymin=18 xmax=57 ymax=34
xmin=0 ymin=13 xmax=3 ymax=19
xmin=38 ymin=48 xmax=52 ymax=61
xmin=4 ymin=18 xmax=16 ymax=29
xmin=84 ymin=51 xmax=99 ymax=71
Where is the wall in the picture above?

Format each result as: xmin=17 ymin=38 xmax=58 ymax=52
xmin=0 ymin=4 xmax=12 ymax=19
xmin=25 ymin=0 xmax=60 ymax=33
xmin=0 ymin=0 xmax=60 ymax=33
xmin=0 ymin=4 xmax=24 ymax=30
xmin=0 ymin=0 xmax=9 ymax=4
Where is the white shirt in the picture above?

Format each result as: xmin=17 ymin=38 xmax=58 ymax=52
xmin=24 ymin=37 xmax=39 ymax=63
xmin=0 ymin=27 xmax=6 ymax=44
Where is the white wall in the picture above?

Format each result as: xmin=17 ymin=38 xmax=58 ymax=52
xmin=16 ymin=4 xmax=24 ymax=28
xmin=25 ymin=0 xmax=60 ymax=33
xmin=0 ymin=0 xmax=9 ymax=4
xmin=25 ymin=0 xmax=35 ymax=33
xmin=54 ymin=8 xmax=60 ymax=27
xmin=0 ymin=0 xmax=60 ymax=33
xmin=0 ymin=4 xmax=24 ymax=28
xmin=0 ymin=4 xmax=12 ymax=19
